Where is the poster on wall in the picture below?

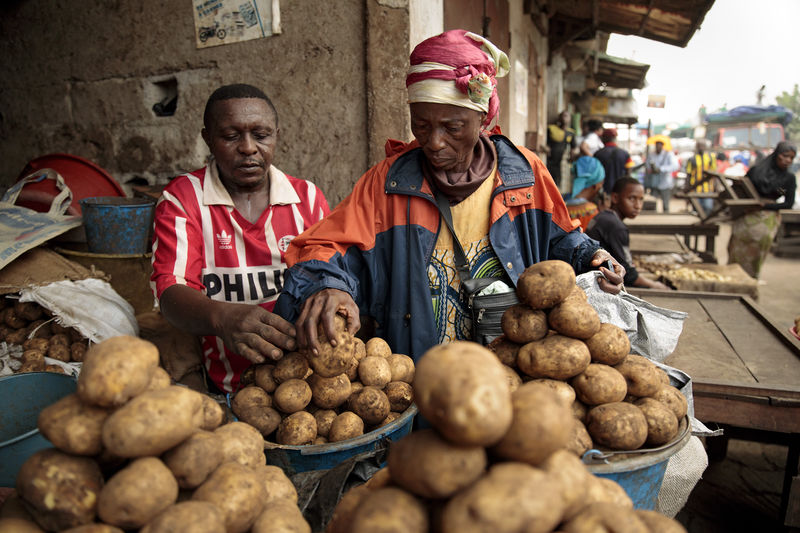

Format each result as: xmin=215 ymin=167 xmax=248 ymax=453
xmin=193 ymin=0 xmax=281 ymax=49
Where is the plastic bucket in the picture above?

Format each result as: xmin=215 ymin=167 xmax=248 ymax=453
xmin=80 ymin=196 xmax=155 ymax=255
xmin=583 ymin=416 xmax=692 ymax=510
xmin=0 ymin=372 xmax=77 ymax=487
xmin=263 ymin=405 xmax=417 ymax=476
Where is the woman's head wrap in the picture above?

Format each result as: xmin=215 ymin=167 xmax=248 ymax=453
xmin=406 ymin=30 xmax=510 ymax=127
xmin=571 ymin=156 xmax=606 ymax=198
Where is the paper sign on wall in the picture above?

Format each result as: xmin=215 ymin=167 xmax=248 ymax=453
xmin=193 ymin=0 xmax=281 ymax=49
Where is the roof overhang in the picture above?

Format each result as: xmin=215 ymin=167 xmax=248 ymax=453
xmin=592 ymin=51 xmax=650 ymax=89
xmin=547 ymin=0 xmax=715 ymax=55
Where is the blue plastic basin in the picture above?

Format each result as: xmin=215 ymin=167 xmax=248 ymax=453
xmin=80 ymin=196 xmax=155 ymax=255
xmin=0 ymin=372 xmax=78 ymax=487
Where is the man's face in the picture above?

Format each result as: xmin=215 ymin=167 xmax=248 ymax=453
xmin=559 ymin=111 xmax=570 ymax=125
xmin=776 ymin=150 xmax=796 ymax=171
xmin=696 ymin=139 xmax=707 ymax=153
xmin=202 ymin=98 xmax=278 ymax=191
xmin=655 ymin=142 xmax=663 ymax=154
xmin=410 ymin=102 xmax=483 ymax=173
xmin=613 ymin=183 xmax=645 ymax=219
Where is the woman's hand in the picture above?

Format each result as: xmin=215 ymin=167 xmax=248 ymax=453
xmin=590 ymin=249 xmax=625 ymax=294
xmin=295 ymin=289 xmax=360 ymax=356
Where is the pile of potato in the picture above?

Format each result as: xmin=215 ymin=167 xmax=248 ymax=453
xmin=0 ymin=297 xmax=89 ymax=374
xmin=3 ymin=335 xmax=310 ymax=533
xmin=489 ymin=259 xmax=689 ymax=454
xmin=651 ymin=266 xmax=732 ymax=282
xmin=233 ymin=314 xmax=415 ymax=446
xmin=325 ymin=338 xmax=688 ymax=533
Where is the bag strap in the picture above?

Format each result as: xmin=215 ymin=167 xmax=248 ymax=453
xmin=1 ymin=169 xmax=74 ymax=216
xmin=431 ymin=186 xmax=472 ymax=283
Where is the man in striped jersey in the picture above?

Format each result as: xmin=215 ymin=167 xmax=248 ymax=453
xmin=151 ymin=84 xmax=330 ymax=393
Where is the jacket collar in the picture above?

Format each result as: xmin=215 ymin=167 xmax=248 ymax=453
xmin=385 ymin=134 xmax=535 ymax=197
xmin=203 ymin=160 xmax=301 ymax=207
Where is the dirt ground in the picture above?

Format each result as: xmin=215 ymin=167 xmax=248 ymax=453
xmin=633 ymin=201 xmax=800 ymax=532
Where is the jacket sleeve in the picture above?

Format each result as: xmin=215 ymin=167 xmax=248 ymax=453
xmin=523 ymin=148 xmax=601 ymax=272
xmin=274 ymin=160 xmax=394 ymax=322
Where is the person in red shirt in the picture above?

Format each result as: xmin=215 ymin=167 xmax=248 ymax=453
xmin=151 ymin=84 xmax=330 ymax=392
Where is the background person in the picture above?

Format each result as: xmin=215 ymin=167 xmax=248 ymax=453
xmin=685 ymin=139 xmax=717 ymax=215
xmin=594 ymin=127 xmax=632 ymax=195
xmin=587 ymin=177 xmax=670 ymax=290
xmin=566 ymin=155 xmax=605 ymax=231
xmin=274 ymin=30 xmax=624 ymax=361
xmin=150 ymin=84 xmax=331 ymax=393
xmin=645 ymin=140 xmax=679 ymax=213
xmin=728 ymin=140 xmax=797 ymax=278
xmin=579 ymin=118 xmax=604 ymax=156
xmin=546 ymin=110 xmax=577 ymax=189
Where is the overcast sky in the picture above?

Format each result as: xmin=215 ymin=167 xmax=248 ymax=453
xmin=606 ymin=0 xmax=800 ymax=127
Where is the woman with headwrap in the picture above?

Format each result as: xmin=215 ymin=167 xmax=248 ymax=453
xmin=275 ymin=30 xmax=624 ymax=360
xmin=565 ymin=156 xmax=605 ymax=231
xmin=727 ymin=140 xmax=797 ymax=278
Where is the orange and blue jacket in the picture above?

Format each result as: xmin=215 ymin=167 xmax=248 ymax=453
xmin=274 ymin=134 xmax=601 ymax=360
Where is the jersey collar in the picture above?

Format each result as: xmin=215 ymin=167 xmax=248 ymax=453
xmin=203 ymin=161 xmax=301 ymax=207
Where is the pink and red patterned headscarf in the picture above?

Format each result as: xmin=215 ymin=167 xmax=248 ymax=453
xmin=406 ymin=30 xmax=509 ymax=127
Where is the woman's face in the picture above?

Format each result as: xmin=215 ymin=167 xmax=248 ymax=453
xmin=776 ymin=150 xmax=796 ymax=171
xmin=410 ymin=103 xmax=484 ymax=173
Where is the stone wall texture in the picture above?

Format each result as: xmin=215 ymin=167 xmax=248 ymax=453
xmin=0 ymin=0 xmax=395 ymax=207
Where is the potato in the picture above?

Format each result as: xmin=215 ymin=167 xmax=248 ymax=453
xmin=358 ymin=355 xmax=392 ymax=388
xmin=0 ymin=518 xmax=45 ymax=532
xmin=162 ymin=430 xmax=224 ymax=489
xmin=584 ymin=323 xmax=630 ymax=365
xmin=313 ymin=409 xmax=337 ymax=438
xmin=351 ymin=487 xmax=428 ymax=533
xmin=16 ymin=448 xmax=104 ymax=531
xmin=365 ymin=337 xmax=392 ymax=358
xmin=492 ymin=382 xmax=572 ymax=466
xmin=254 ymin=363 xmax=278 ymax=393
xmin=102 ymin=385 xmax=204 ymax=457
xmin=22 ymin=337 xmax=48 ymax=352
xmin=77 ymin=335 xmax=160 ymax=407
xmin=527 ymin=378 xmax=576 ymax=406
xmin=0 ymin=492 xmax=35 ymax=521
xmin=251 ymin=501 xmax=310 ymax=533
xmin=571 ymin=399 xmax=588 ymax=421
xmin=199 ymin=394 xmax=226 ymax=431
xmin=635 ymin=397 xmax=679 ymax=446
xmin=232 ymin=386 xmax=281 ymax=436
xmin=2 ymin=307 xmax=27 ymax=329
xmin=214 ymin=421 xmax=266 ymax=468
xmin=26 ymin=320 xmax=52 ymax=339
xmin=18 ymin=350 xmax=45 ymax=372
xmin=272 ymin=352 xmax=310 ymax=383
xmin=328 ymin=411 xmax=364 ymax=442
xmin=516 ymin=260 xmax=576 ymax=309
xmin=276 ymin=411 xmax=317 ymax=445
xmin=634 ymin=509 xmax=688 ymax=533
xmin=145 ymin=366 xmax=171 ymax=391
xmin=387 ymin=353 xmax=415 ymax=383
xmin=414 ymin=341 xmax=512 ymax=446
xmin=379 ymin=411 xmax=402 ymax=426
xmin=566 ymin=418 xmax=593 ymax=456
xmin=388 ymin=429 xmax=487 ymax=499
xmin=571 ymin=363 xmax=628 ymax=405
xmin=253 ymin=464 xmax=298 ymax=505
xmin=501 ymin=364 xmax=523 ymax=392
xmin=4 ymin=328 xmax=27 ymax=345
xmin=540 ymin=449 xmax=592 ymax=519
xmin=309 ymin=372 xmax=351 ymax=409
xmin=45 ymin=364 xmax=65 ymax=374
xmin=46 ymin=342 xmax=70 ymax=362
xmin=140 ymin=501 xmax=225 ymax=533
xmin=313 ymin=436 xmax=328 ymax=445
xmin=564 ymin=284 xmax=588 ymax=303
xmin=517 ymin=335 xmax=591 ymax=380
xmin=586 ymin=402 xmax=648 ymax=450
xmin=97 ymin=457 xmax=178 ymax=529
xmin=585 ymin=476 xmax=634 ymax=509
xmin=548 ymin=300 xmax=601 ymax=339
xmin=651 ymin=385 xmax=689 ymax=420
xmin=306 ymin=314 xmax=355 ymax=377
xmin=441 ymin=462 xmax=565 ymax=533
xmin=326 ymin=485 xmax=371 ymax=533
xmin=49 ymin=333 xmax=69 ymax=346
xmin=384 ymin=381 xmax=413 ymax=412
xmin=273 ymin=379 xmax=312 ymax=414
xmin=501 ymin=304 xmax=548 ymax=343
xmin=193 ymin=462 xmax=267 ymax=533
xmin=0 ymin=323 xmax=12 ymax=341
xmin=59 ymin=525 xmax=124 ymax=533
xmin=14 ymin=301 xmax=43 ymax=322
xmin=350 ymin=385 xmax=391 ymax=426
xmin=37 ymin=393 xmax=111 ymax=455
xmin=614 ymin=355 xmax=664 ymax=397
xmin=365 ymin=466 xmax=392 ymax=490
xmin=486 ymin=335 xmax=521 ymax=367
xmin=561 ymin=502 xmax=647 ymax=533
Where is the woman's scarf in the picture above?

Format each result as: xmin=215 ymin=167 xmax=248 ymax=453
xmin=422 ymin=135 xmax=496 ymax=204
xmin=747 ymin=141 xmax=797 ymax=199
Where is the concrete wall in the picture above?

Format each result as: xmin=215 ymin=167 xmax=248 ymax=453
xmin=0 ymin=0 xmax=372 ymax=207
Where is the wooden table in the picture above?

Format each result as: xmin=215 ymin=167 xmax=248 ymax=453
xmin=775 ymin=210 xmax=800 ymax=258
xmin=628 ymin=289 xmax=800 ymax=526
xmin=626 ymin=214 xmax=720 ymax=263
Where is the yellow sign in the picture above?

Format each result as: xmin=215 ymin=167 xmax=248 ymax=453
xmin=590 ymin=96 xmax=609 ymax=115
xmin=648 ymin=95 xmax=666 ymax=108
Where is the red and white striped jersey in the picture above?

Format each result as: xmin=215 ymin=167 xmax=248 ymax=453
xmin=151 ymin=162 xmax=330 ymax=392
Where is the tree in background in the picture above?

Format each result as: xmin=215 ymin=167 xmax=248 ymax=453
xmin=776 ymin=84 xmax=800 ymax=142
